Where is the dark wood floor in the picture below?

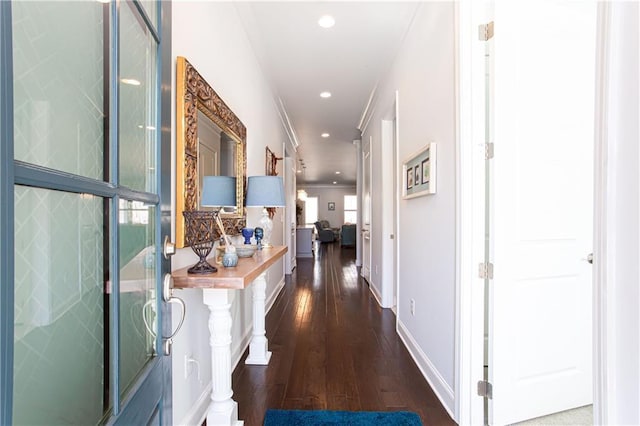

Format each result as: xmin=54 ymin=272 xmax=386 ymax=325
xmin=232 ymin=243 xmax=455 ymax=426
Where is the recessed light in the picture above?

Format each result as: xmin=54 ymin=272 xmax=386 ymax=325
xmin=120 ymin=78 xmax=141 ymax=86
xmin=318 ymin=15 xmax=335 ymax=29
xmin=335 ymin=171 xmax=341 ymax=175
xmin=320 ymin=91 xmax=332 ymax=99
xmin=321 ymin=133 xmax=330 ymax=138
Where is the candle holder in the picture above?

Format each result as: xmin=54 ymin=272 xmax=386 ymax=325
xmin=183 ymin=211 xmax=217 ymax=274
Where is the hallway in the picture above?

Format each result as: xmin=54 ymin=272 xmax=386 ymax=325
xmin=231 ymin=244 xmax=454 ymax=425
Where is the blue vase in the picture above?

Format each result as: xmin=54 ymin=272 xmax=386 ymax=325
xmin=222 ymin=252 xmax=238 ymax=267
xmin=242 ymin=228 xmax=254 ymax=244
xmin=254 ymin=227 xmax=264 ymax=250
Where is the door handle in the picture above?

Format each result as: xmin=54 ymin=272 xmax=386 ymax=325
xmin=583 ymin=253 xmax=594 ymax=264
xmin=143 ymin=274 xmax=186 ymax=356
xmin=163 ymin=236 xmax=176 ymax=259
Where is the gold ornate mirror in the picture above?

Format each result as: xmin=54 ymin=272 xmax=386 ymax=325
xmin=176 ymin=56 xmax=246 ymax=248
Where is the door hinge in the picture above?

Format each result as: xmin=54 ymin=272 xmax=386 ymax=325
xmin=477 ymin=380 xmax=493 ymax=399
xmin=478 ymin=21 xmax=495 ymax=41
xmin=478 ymin=262 xmax=494 ymax=280
xmin=485 ymin=143 xmax=494 ymax=160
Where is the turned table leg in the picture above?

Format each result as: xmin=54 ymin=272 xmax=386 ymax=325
xmin=203 ymin=289 xmax=243 ymax=426
xmin=244 ymin=272 xmax=272 ymax=365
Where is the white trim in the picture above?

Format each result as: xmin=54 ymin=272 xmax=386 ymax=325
xmin=593 ymin=3 xmax=611 ymax=424
xmin=357 ymin=84 xmax=378 ymax=134
xmin=368 ymin=279 xmax=383 ymax=308
xmin=397 ymin=320 xmax=456 ymax=420
xmin=455 ymin=1 xmax=487 ymax=425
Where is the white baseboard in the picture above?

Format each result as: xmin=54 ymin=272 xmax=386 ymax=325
xmin=176 ymin=381 xmax=212 ymax=426
xmin=369 ymin=282 xmax=384 ymax=308
xmin=397 ymin=320 xmax=456 ymax=420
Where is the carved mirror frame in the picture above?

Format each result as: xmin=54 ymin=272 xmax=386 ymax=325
xmin=176 ymin=56 xmax=247 ymax=248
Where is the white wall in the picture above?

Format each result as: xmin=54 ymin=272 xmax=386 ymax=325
xmin=299 ymin=185 xmax=357 ymax=227
xmin=360 ymin=2 xmax=456 ymax=417
xmin=170 ymin=3 xmax=288 ymax=424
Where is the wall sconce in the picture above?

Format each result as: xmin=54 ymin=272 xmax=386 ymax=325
xmin=245 ymin=176 xmax=285 ymax=248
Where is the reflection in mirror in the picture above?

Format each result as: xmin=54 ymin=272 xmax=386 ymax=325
xmin=176 ymin=56 xmax=247 ymax=248
xmin=197 ymin=110 xmax=237 ymax=213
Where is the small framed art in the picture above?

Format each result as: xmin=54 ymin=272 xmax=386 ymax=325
xmin=328 ymin=202 xmax=335 ymax=211
xmin=402 ymin=142 xmax=436 ymax=199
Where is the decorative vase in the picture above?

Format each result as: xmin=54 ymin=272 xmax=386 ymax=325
xmin=183 ymin=211 xmax=217 ymax=274
xmin=222 ymin=252 xmax=238 ymax=267
xmin=242 ymin=227 xmax=254 ymax=244
xmin=254 ymin=227 xmax=264 ymax=250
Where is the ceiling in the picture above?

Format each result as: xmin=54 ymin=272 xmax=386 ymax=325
xmin=235 ymin=2 xmax=420 ymax=186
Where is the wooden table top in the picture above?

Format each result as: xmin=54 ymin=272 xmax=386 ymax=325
xmin=172 ymin=245 xmax=288 ymax=290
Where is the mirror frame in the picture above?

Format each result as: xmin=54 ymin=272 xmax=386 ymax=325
xmin=176 ymin=56 xmax=247 ymax=248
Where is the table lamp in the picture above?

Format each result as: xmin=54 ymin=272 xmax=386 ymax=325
xmin=245 ymin=176 xmax=285 ymax=248
xmin=182 ymin=176 xmax=236 ymax=274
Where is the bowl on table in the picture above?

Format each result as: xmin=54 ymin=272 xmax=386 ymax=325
xmin=235 ymin=244 xmax=258 ymax=258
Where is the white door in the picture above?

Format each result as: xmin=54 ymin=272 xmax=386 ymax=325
xmin=362 ymin=137 xmax=372 ymax=282
xmin=488 ymin=2 xmax=596 ymax=424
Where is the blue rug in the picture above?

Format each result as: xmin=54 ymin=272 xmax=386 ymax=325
xmin=263 ymin=409 xmax=423 ymax=425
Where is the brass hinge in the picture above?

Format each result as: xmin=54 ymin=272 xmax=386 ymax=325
xmin=478 ymin=262 xmax=494 ymax=280
xmin=478 ymin=22 xmax=495 ymax=41
xmin=485 ymin=143 xmax=494 ymax=160
xmin=477 ymin=380 xmax=493 ymax=399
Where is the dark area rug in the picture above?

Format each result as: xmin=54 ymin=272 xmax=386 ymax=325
xmin=263 ymin=409 xmax=423 ymax=425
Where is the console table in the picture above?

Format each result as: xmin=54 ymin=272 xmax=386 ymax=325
xmin=172 ymin=245 xmax=287 ymax=426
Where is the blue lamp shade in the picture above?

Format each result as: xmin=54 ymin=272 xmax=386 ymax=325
xmin=201 ymin=176 xmax=237 ymax=207
xmin=245 ymin=176 xmax=286 ymax=207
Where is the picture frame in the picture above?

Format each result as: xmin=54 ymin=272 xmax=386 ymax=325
xmin=328 ymin=201 xmax=335 ymax=211
xmin=402 ymin=142 xmax=436 ymax=199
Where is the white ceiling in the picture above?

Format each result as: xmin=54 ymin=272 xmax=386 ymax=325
xmin=235 ymin=2 xmax=420 ymax=186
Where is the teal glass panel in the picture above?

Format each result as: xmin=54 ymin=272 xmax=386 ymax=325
xmin=119 ymin=3 xmax=157 ymax=193
xmin=118 ymin=199 xmax=156 ymax=398
xmin=12 ymin=1 xmax=104 ymax=180
xmin=13 ymin=186 xmax=105 ymax=425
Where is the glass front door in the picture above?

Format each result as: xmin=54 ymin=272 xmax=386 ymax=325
xmin=3 ymin=1 xmax=172 ymax=424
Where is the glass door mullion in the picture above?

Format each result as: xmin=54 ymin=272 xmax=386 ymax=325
xmin=108 ymin=0 xmax=121 ymax=415
xmin=0 ymin=1 xmax=14 ymax=424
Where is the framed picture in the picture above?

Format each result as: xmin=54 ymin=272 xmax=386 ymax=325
xmin=402 ymin=142 xmax=436 ymax=199
xmin=328 ymin=202 xmax=335 ymax=211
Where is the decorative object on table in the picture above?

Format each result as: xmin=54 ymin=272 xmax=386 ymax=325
xmin=235 ymin=244 xmax=258 ymax=258
xmin=183 ymin=211 xmax=217 ymax=274
xmin=254 ymin=227 xmax=264 ymax=249
xmin=402 ymin=142 xmax=437 ymax=199
xmin=242 ymin=227 xmax=254 ymax=244
xmin=222 ymin=251 xmax=239 ymax=267
xmin=245 ymin=175 xmax=286 ymax=248
xmin=328 ymin=201 xmax=335 ymax=211
xmin=183 ymin=176 xmax=237 ymax=274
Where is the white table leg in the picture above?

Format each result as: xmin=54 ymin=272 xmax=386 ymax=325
xmin=244 ymin=272 xmax=272 ymax=365
xmin=203 ymin=289 xmax=243 ymax=426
